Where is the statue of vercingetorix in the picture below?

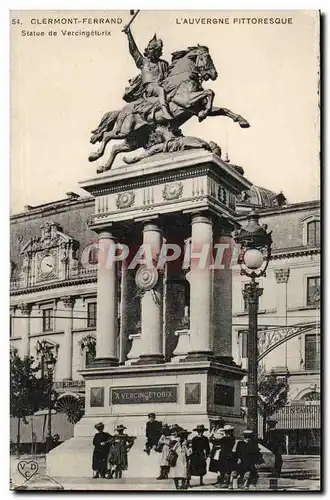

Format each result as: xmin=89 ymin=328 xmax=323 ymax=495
xmin=122 ymin=24 xmax=172 ymax=120
xmin=89 ymin=12 xmax=250 ymax=173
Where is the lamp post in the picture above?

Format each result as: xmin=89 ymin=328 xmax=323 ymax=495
xmin=234 ymin=210 xmax=272 ymax=436
xmin=45 ymin=356 xmax=56 ymax=454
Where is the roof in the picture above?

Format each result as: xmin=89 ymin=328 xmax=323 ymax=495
xmin=237 ymin=185 xmax=287 ymax=210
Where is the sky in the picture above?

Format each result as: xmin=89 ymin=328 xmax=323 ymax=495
xmin=10 ymin=9 xmax=320 ymax=214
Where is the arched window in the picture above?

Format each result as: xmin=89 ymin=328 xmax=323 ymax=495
xmin=85 ymin=350 xmax=95 ymax=368
xmin=301 ymin=391 xmax=320 ymax=402
xmin=88 ymin=248 xmax=98 ymax=265
xmin=307 ymin=220 xmax=320 ymax=246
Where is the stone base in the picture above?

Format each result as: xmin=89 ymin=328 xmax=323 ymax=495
xmin=133 ymin=354 xmax=165 ymax=365
xmin=47 ymin=360 xmax=246 ymax=478
xmin=92 ymin=357 xmax=119 ymax=367
xmin=184 ymin=351 xmax=214 ymax=362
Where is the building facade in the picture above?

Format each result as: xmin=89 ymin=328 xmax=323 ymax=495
xmin=232 ymin=187 xmax=320 ymax=454
xmin=10 ymin=184 xmax=320 ymax=453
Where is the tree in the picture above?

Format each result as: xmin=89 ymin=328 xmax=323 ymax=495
xmin=10 ymin=349 xmax=53 ymax=456
xmin=258 ymin=369 xmax=288 ymax=439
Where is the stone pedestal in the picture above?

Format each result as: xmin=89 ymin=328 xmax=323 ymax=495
xmin=171 ymin=329 xmax=191 ymax=362
xmin=48 ymin=151 xmax=251 ymax=479
xmin=47 ymin=360 xmax=246 ymax=478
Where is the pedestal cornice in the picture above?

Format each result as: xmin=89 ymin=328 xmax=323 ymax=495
xmin=78 ymin=360 xmax=246 ymax=381
xmin=80 ymin=151 xmax=251 ymax=231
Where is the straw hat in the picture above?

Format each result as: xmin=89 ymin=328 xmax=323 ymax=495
xmin=223 ymin=424 xmax=234 ymax=431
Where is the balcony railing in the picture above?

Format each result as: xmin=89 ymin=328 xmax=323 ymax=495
xmin=53 ymin=380 xmax=86 ymax=390
xmin=10 ymin=265 xmax=98 ymax=291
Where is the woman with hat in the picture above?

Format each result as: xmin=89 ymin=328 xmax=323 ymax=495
xmin=107 ymin=424 xmax=135 ymax=478
xmin=156 ymin=424 xmax=172 ymax=480
xmin=168 ymin=426 xmax=192 ymax=490
xmin=189 ymin=425 xmax=210 ymax=487
xmin=209 ymin=420 xmax=225 ymax=480
xmin=92 ymin=422 xmax=112 ymax=479
xmin=216 ymin=424 xmax=236 ymax=488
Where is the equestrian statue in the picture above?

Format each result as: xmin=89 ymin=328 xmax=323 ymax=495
xmin=89 ymin=12 xmax=250 ymax=173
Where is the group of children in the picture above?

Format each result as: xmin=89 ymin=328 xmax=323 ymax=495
xmin=145 ymin=414 xmax=264 ymax=490
xmin=92 ymin=414 xmax=264 ymax=489
xmin=92 ymin=422 xmax=135 ymax=479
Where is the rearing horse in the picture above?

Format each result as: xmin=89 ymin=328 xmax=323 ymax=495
xmin=89 ymin=45 xmax=250 ymax=172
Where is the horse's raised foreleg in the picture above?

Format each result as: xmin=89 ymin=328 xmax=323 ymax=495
xmin=97 ymin=141 xmax=134 ymax=173
xmin=172 ymin=89 xmax=215 ymax=121
xmin=209 ymin=107 xmax=250 ymax=128
xmin=195 ymin=89 xmax=215 ymax=121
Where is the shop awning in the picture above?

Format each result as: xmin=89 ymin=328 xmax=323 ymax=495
xmin=271 ymin=405 xmax=320 ymax=430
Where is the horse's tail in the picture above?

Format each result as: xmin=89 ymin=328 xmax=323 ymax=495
xmin=90 ymin=110 xmax=119 ymax=144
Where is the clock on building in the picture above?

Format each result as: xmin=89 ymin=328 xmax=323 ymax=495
xmin=40 ymin=254 xmax=56 ymax=275
xmin=18 ymin=221 xmax=80 ymax=286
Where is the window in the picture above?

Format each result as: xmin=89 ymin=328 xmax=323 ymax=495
xmin=42 ymin=308 xmax=53 ymax=332
xmin=85 ymin=350 xmax=95 ymax=368
xmin=304 ymin=334 xmax=320 ymax=371
xmin=307 ymin=221 xmax=320 ymax=246
xmin=307 ymin=277 xmax=320 ymax=306
xmin=301 ymin=391 xmax=320 ymax=402
xmin=241 ymin=331 xmax=248 ymax=358
xmin=88 ymin=248 xmax=98 ymax=265
xmin=87 ymin=302 xmax=97 ymax=328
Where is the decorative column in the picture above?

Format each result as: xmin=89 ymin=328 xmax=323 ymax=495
xmin=212 ymin=225 xmax=234 ymax=364
xmin=18 ymin=303 xmax=31 ymax=358
xmin=136 ymin=222 xmax=164 ymax=364
xmin=274 ymin=268 xmax=290 ymax=368
xmin=186 ymin=213 xmax=213 ymax=360
xmin=274 ymin=269 xmax=290 ymax=320
xmin=119 ymin=257 xmax=140 ymax=364
xmin=243 ymin=280 xmax=263 ymax=435
xmin=95 ymin=231 xmax=119 ymax=366
xmin=62 ymin=297 xmax=75 ymax=380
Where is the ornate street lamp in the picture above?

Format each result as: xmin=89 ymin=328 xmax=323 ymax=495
xmin=45 ymin=355 xmax=57 ymax=454
xmin=234 ymin=210 xmax=272 ymax=436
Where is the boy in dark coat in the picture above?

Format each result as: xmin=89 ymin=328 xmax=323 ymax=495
xmin=144 ymin=413 xmax=162 ymax=455
xmin=230 ymin=430 xmax=263 ymax=490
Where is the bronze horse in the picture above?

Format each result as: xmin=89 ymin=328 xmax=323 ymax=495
xmin=89 ymin=45 xmax=250 ymax=172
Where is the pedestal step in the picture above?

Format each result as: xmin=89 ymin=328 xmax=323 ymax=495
xmin=47 ymin=436 xmax=161 ymax=479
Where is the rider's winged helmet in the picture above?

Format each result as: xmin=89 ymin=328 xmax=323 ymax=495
xmin=144 ymin=34 xmax=163 ymax=57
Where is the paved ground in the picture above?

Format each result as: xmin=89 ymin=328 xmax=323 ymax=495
xmin=10 ymin=454 xmax=321 ymax=491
